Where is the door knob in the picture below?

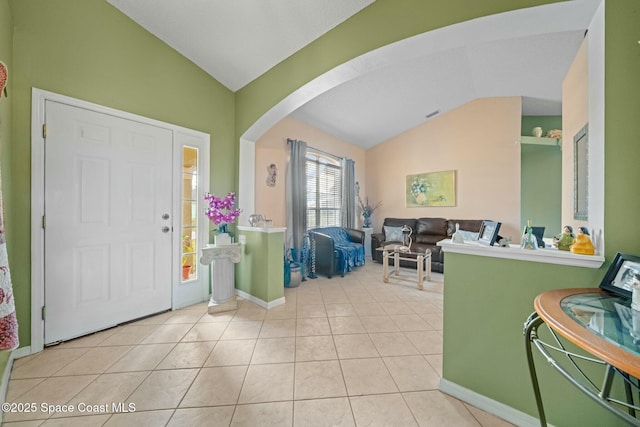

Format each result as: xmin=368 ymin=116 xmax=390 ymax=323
xmin=162 ymin=213 xmax=170 ymax=220
xmin=161 ymin=226 xmax=170 ymax=233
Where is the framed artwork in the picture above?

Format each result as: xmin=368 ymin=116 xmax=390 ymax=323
xmin=406 ymin=170 xmax=456 ymax=207
xmin=599 ymin=252 xmax=640 ymax=299
xmin=478 ymin=221 xmax=501 ymax=246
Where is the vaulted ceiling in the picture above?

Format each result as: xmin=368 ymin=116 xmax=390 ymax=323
xmin=107 ymin=0 xmax=601 ymax=148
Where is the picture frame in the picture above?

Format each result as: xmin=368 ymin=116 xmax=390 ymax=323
xmin=477 ymin=221 xmax=501 ymax=246
xmin=599 ymin=252 xmax=640 ymax=299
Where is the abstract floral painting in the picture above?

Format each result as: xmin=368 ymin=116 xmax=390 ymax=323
xmin=406 ymin=170 xmax=456 ymax=207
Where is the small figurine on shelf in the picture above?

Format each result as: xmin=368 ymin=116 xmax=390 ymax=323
xmin=553 ymin=225 xmax=575 ymax=251
xmin=451 ymin=223 xmax=464 ymax=244
xmin=521 ymin=220 xmax=538 ymax=250
xmin=570 ymin=226 xmax=595 ymax=255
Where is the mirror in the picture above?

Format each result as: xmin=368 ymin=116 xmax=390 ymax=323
xmin=574 ymin=123 xmax=588 ymax=220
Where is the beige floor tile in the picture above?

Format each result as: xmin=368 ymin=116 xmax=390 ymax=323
xmin=420 ymin=313 xmax=444 ymax=330
xmin=54 ymin=346 xmax=132 ymax=376
xmin=405 ymin=300 xmax=442 ymax=314
xmin=157 ymin=341 xmax=216 ymax=369
xmin=293 ymin=397 xmax=355 ymax=427
xmin=328 ymin=316 xmax=366 ymax=335
xmin=140 ymin=324 xmax=192 ymax=344
xmin=4 ymin=375 xmax=97 ymax=422
xmin=295 ymin=335 xmax=338 ymax=362
xmin=350 ymin=394 xmax=418 ymax=427
xmin=352 ymin=302 xmax=384 ymax=316
xmin=126 ymin=369 xmax=199 ymax=410
xmin=198 ymin=310 xmax=236 ymax=323
xmin=296 ymin=317 xmax=331 ymax=336
xmin=379 ymin=302 xmax=414 ymax=315
xmin=233 ymin=306 xmax=267 ymax=321
xmin=333 ymin=334 xmax=379 ymax=359
xmin=383 ymin=355 xmax=440 ymax=391
xmin=369 ymin=332 xmax=420 ymax=357
xmin=238 ymin=363 xmax=294 ymax=404
xmin=346 ymin=291 xmax=376 ymax=304
xmin=61 ymin=371 xmax=149 ymax=416
xmin=297 ymin=304 xmax=327 ymax=318
xmin=251 ymin=337 xmax=295 ymax=364
xmin=297 ymin=294 xmax=324 ymax=305
xmin=321 ymin=292 xmax=350 ymax=304
xmin=464 ymin=404 xmax=516 ymax=427
xmin=324 ymin=303 xmax=356 ymax=317
xmin=10 ymin=348 xmax=90 ymax=379
xmin=404 ymin=391 xmax=481 ymax=427
xmin=181 ymin=322 xmax=227 ymax=341
xmin=180 ymin=366 xmax=247 ymax=407
xmin=264 ymin=305 xmax=297 ymax=320
xmin=340 ymin=358 xmax=398 ymax=396
xmin=404 ymin=330 xmax=443 ymax=354
xmin=231 ymin=401 xmax=293 ymax=427
xmin=130 ymin=311 xmax=174 ymax=325
xmin=57 ymin=327 xmax=120 ymax=348
xmin=40 ymin=414 xmax=111 ymax=426
xmin=97 ymin=325 xmax=159 ymax=346
xmin=220 ymin=320 xmax=263 ymax=340
xmin=259 ymin=319 xmax=296 ymax=338
xmin=5 ymin=378 xmax=45 ymax=401
xmin=425 ymin=354 xmax=443 ymax=376
xmin=389 ymin=314 xmax=434 ymax=331
xmin=103 ymin=409 xmax=173 ymax=426
xmin=105 ymin=343 xmax=174 ymax=373
xmin=164 ymin=310 xmax=206 ymax=324
xmin=204 ymin=339 xmax=256 ymax=366
xmin=360 ymin=315 xmax=400 ymax=333
xmin=294 ymin=360 xmax=347 ymax=400
xmin=167 ymin=406 xmax=235 ymax=427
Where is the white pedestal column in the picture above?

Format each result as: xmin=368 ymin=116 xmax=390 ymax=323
xmin=200 ymin=243 xmax=242 ymax=313
xmin=363 ymin=227 xmax=373 ymax=259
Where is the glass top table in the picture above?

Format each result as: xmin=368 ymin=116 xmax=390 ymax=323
xmin=375 ymin=245 xmax=431 ymax=290
xmin=524 ymin=288 xmax=640 ymax=426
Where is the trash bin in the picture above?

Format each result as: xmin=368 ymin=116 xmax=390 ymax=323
xmin=288 ymin=263 xmax=302 ymax=288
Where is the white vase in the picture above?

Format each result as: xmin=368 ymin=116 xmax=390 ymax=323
xmin=532 ymin=127 xmax=543 ymax=137
xmin=215 ymin=232 xmax=232 ymax=246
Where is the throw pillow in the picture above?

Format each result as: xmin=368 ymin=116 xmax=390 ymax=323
xmin=384 ymin=225 xmax=404 ymax=242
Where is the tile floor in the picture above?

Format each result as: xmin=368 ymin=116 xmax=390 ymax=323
xmin=3 ymin=262 xmax=514 ymax=426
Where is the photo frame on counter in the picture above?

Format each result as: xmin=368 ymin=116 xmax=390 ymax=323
xmin=477 ymin=221 xmax=501 ymax=246
xmin=599 ymin=252 xmax=640 ymax=299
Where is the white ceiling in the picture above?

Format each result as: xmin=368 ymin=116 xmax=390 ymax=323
xmin=106 ymin=0 xmax=601 ymax=149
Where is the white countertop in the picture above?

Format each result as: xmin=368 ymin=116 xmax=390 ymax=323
xmin=237 ymin=225 xmax=286 ymax=233
xmin=437 ymin=239 xmax=605 ymax=268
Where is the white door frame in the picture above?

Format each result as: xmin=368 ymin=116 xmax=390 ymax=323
xmin=30 ymin=88 xmax=210 ymax=353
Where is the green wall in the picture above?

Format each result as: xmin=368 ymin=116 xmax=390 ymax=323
xmin=6 ymin=0 xmax=235 ymax=349
xmin=235 ymin=230 xmax=284 ymax=303
xmin=521 ymin=115 xmax=562 ymax=238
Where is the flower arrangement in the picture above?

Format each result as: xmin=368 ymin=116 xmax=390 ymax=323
xmin=204 ymin=192 xmax=241 ymax=233
xmin=357 ymin=196 xmax=381 ymax=228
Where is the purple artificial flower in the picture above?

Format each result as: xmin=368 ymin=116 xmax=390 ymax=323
xmin=204 ymin=192 xmax=241 ymax=226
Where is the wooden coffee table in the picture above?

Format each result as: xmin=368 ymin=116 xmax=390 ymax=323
xmin=376 ymin=245 xmax=432 ymax=290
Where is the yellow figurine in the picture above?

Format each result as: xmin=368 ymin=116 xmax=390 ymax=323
xmin=570 ymin=227 xmax=595 ymax=255
xmin=553 ymin=225 xmax=575 ymax=251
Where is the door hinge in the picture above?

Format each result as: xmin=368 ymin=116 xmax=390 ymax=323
xmin=42 ymin=215 xmax=46 ymax=229
xmin=42 ymin=124 xmax=47 ymax=139
xmin=41 ymin=306 xmax=45 ymax=321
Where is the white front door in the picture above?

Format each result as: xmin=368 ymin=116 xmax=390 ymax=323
xmin=44 ymin=100 xmax=173 ymax=343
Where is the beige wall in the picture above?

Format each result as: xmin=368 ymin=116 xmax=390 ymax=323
xmin=562 ymin=39 xmax=589 ymax=232
xmin=365 ymin=97 xmax=522 ymax=239
xmin=254 ymin=116 xmax=367 ymax=227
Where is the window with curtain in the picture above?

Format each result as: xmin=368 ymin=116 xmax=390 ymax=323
xmin=306 ymin=150 xmax=342 ymax=228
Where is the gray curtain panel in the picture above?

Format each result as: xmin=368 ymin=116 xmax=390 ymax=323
xmin=286 ymin=138 xmax=307 ymax=261
xmin=341 ymin=158 xmax=355 ymax=228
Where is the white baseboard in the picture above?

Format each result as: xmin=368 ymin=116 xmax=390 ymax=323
xmin=439 ymin=378 xmax=553 ymax=427
xmin=235 ymin=290 xmax=286 ymax=309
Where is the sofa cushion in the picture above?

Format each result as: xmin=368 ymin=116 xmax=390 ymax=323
xmin=383 ymin=226 xmax=404 ymax=242
xmin=383 ymin=218 xmax=417 ymax=239
xmin=414 ymin=218 xmax=447 ymax=244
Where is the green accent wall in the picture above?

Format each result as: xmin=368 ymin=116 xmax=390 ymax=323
xmin=235 ymin=230 xmax=284 ymax=303
xmin=521 ymin=115 xmax=562 ymax=238
xmin=5 ymin=0 xmax=235 ymax=349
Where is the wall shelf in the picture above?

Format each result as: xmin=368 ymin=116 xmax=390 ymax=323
xmin=520 ymin=136 xmax=562 ymax=147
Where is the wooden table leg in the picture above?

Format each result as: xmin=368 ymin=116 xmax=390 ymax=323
xmin=394 ymin=252 xmax=400 ymax=276
xmin=417 ymin=254 xmax=424 ymax=290
xmin=383 ymin=249 xmax=389 ymax=283
xmin=426 ymin=251 xmax=431 ymax=281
